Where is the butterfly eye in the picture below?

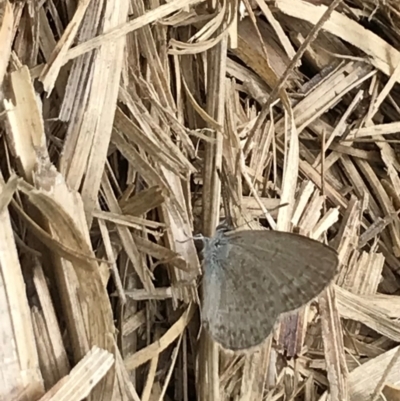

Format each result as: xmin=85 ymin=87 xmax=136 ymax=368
xmin=214 ymin=239 xmax=223 ymax=248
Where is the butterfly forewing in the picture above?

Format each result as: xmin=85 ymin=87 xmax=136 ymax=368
xmin=226 ymin=230 xmax=339 ymax=314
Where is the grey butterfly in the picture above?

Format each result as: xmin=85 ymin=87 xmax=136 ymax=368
xmin=201 ymin=225 xmax=339 ymax=351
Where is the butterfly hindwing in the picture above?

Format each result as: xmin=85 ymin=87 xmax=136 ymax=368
xmin=202 ymin=246 xmax=277 ymax=350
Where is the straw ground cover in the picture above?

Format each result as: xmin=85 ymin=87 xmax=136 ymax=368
xmin=1 ymin=0 xmax=400 ymax=400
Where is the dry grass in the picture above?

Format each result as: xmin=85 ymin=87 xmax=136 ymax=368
xmin=1 ymin=0 xmax=400 ymax=400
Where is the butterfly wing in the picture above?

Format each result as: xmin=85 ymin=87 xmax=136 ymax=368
xmin=202 ymin=246 xmax=278 ymax=350
xmin=201 ymin=230 xmax=339 ymax=351
xmin=226 ymin=230 xmax=339 ymax=314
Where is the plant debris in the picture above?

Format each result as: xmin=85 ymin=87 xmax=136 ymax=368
xmin=1 ymin=0 xmax=400 ymax=400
